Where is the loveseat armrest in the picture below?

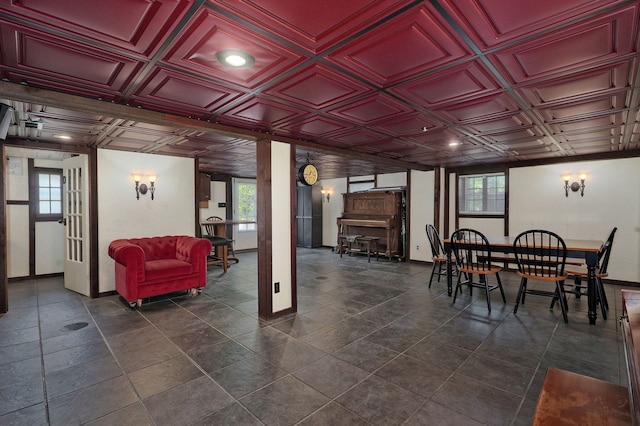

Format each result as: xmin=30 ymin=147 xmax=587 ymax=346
xmin=176 ymin=236 xmax=213 ymax=272
xmin=108 ymin=239 xmax=146 ymax=282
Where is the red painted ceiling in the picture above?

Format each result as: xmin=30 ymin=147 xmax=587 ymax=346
xmin=0 ymin=0 xmax=639 ymax=178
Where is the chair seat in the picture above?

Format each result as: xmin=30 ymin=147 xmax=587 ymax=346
xmin=459 ymin=264 xmax=502 ymax=275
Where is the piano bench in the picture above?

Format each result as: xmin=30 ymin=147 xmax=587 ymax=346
xmin=339 ymin=235 xmax=380 ymax=262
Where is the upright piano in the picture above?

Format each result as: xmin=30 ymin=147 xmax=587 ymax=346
xmin=336 ymin=189 xmax=404 ymax=260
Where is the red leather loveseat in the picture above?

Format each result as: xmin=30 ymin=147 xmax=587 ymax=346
xmin=108 ymin=235 xmax=212 ymax=308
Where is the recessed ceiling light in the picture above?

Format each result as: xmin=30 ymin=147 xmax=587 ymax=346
xmin=54 ymin=134 xmax=71 ymax=140
xmin=448 ymin=141 xmax=461 ymax=147
xmin=216 ymin=49 xmax=255 ymax=68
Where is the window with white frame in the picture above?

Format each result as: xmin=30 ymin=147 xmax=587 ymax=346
xmin=234 ymin=180 xmax=257 ymax=231
xmin=458 ymin=172 xmax=505 ymax=215
xmin=36 ymin=168 xmax=63 ymax=220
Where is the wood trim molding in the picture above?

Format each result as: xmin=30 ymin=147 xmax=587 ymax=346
xmin=89 ymin=147 xmax=99 ymax=298
xmin=0 ymin=146 xmax=7 ymax=313
xmin=256 ymin=140 xmax=273 ymax=321
xmin=289 ymin=146 xmax=297 ymax=314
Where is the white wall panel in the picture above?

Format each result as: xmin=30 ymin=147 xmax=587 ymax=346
xmin=271 ymin=141 xmax=292 ymax=313
xmin=409 ymin=170 xmax=434 ymax=262
xmin=98 ymin=150 xmax=195 ymax=293
xmin=7 ymin=205 xmax=29 ymax=278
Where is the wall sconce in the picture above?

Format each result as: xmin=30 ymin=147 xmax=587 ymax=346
xmin=563 ymin=173 xmax=586 ymax=197
xmin=132 ymin=174 xmax=157 ymax=200
xmin=320 ymin=187 xmax=333 ymax=202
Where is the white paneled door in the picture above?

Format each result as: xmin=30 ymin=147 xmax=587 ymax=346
xmin=62 ymin=154 xmax=90 ymax=296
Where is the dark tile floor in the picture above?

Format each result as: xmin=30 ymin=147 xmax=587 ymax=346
xmin=0 ymin=247 xmax=631 ymax=425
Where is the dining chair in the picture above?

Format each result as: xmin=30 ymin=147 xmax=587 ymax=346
xmin=561 ymin=227 xmax=617 ymax=320
xmin=450 ymin=228 xmax=505 ymax=312
xmin=426 ymin=224 xmax=456 ymax=288
xmin=202 ymin=218 xmax=230 ymax=273
xmin=513 ymin=230 xmax=569 ymax=323
xmin=205 ymin=216 xmax=238 ymax=263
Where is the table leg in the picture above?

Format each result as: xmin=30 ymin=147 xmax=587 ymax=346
xmin=446 ymin=248 xmax=453 ymax=296
xmin=586 ymin=251 xmax=598 ymax=325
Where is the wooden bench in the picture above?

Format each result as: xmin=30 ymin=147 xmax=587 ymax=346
xmin=339 ymin=235 xmax=380 ymax=262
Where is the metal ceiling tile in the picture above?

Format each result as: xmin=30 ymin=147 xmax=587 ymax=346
xmin=369 ymin=113 xmax=443 ymax=137
xmin=0 ymin=0 xmax=192 ymax=55
xmin=434 ymin=94 xmax=522 ymax=124
xmin=327 ymin=93 xmax=414 ymax=125
xmin=264 ymin=64 xmax=372 ymax=109
xmin=0 ymin=22 xmax=143 ymax=93
xmin=389 ymin=60 xmax=502 ymax=108
xmin=161 ymin=7 xmax=307 ymax=89
xmin=325 ymin=3 xmax=470 ymax=86
xmin=490 ymin=5 xmax=639 ymax=84
xmin=222 ymin=96 xmax=310 ymax=129
xmin=438 ymin=0 xmax=628 ymax=50
xmin=132 ymin=68 xmax=244 ymax=113
xmin=211 ymin=0 xmax=415 ymax=53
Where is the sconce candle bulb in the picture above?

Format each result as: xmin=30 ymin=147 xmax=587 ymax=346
xmin=147 ymin=174 xmax=156 ymax=200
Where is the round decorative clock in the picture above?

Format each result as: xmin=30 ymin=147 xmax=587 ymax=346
xmin=298 ymin=162 xmax=318 ymax=186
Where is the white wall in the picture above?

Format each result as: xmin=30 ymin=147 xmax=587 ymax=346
xmin=320 ymin=177 xmax=347 ymax=247
xmin=409 ymin=170 xmax=434 ymax=262
xmin=6 ymin=156 xmax=29 ymax=278
xmin=199 ymin=181 xmax=226 ymax=223
xmin=98 ymin=149 xmax=196 ymax=293
xmin=510 ymin=158 xmax=640 ymax=282
xmin=377 ymin=172 xmax=407 ymax=188
xmin=5 ymin=156 xmax=65 ymax=278
xmin=271 ymin=142 xmax=292 ymax=313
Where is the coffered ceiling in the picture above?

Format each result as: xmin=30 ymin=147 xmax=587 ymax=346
xmin=1 ymin=0 xmax=639 ymax=178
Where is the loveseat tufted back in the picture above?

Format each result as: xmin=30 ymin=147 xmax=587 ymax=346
xmin=127 ymin=236 xmax=180 ymax=261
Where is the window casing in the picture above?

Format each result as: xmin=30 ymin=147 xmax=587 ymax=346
xmin=235 ymin=181 xmax=256 ymax=231
xmin=458 ymin=172 xmax=505 ymax=216
xmin=36 ymin=168 xmax=63 ymax=220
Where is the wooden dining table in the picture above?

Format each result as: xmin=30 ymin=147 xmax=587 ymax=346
xmin=443 ymin=235 xmax=604 ymax=325
xmin=201 ymin=220 xmax=255 ymax=264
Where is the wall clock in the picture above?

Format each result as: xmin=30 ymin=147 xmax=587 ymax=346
xmin=298 ymin=162 xmax=318 ymax=186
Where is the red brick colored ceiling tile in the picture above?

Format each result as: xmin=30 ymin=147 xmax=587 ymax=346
xmin=389 ymin=60 xmax=503 ymax=109
xmin=405 ymin=128 xmax=466 ymax=148
xmin=211 ymin=0 xmax=414 ymax=53
xmin=517 ymin=62 xmax=633 ymax=107
xmin=549 ymin=115 xmax=623 ymax=134
xmin=326 ymin=3 xmax=470 ymax=86
xmin=369 ymin=113 xmax=443 ymax=137
xmin=327 ymin=93 xmax=414 ymax=125
xmin=323 ymin=129 xmax=387 ymax=148
xmin=161 ymin=8 xmax=306 ymax=89
xmin=463 ymin=114 xmax=535 ymax=134
xmin=222 ymin=96 xmax=309 ymax=129
xmin=538 ymin=94 xmax=628 ymax=122
xmin=438 ymin=0 xmax=628 ymax=50
xmin=0 ymin=0 xmax=192 ymax=56
xmin=277 ymin=115 xmax=352 ymax=138
xmin=0 ymin=23 xmax=142 ymax=93
xmin=264 ymin=64 xmax=372 ymax=109
xmin=132 ymin=68 xmax=243 ymax=114
xmin=434 ymin=94 xmax=521 ymax=124
xmin=478 ymin=127 xmax=544 ymax=144
xmin=489 ymin=5 xmax=639 ymax=84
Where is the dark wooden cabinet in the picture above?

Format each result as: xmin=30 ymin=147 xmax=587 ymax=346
xmin=199 ymin=173 xmax=211 ymax=201
xmin=296 ymin=186 xmax=322 ymax=248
